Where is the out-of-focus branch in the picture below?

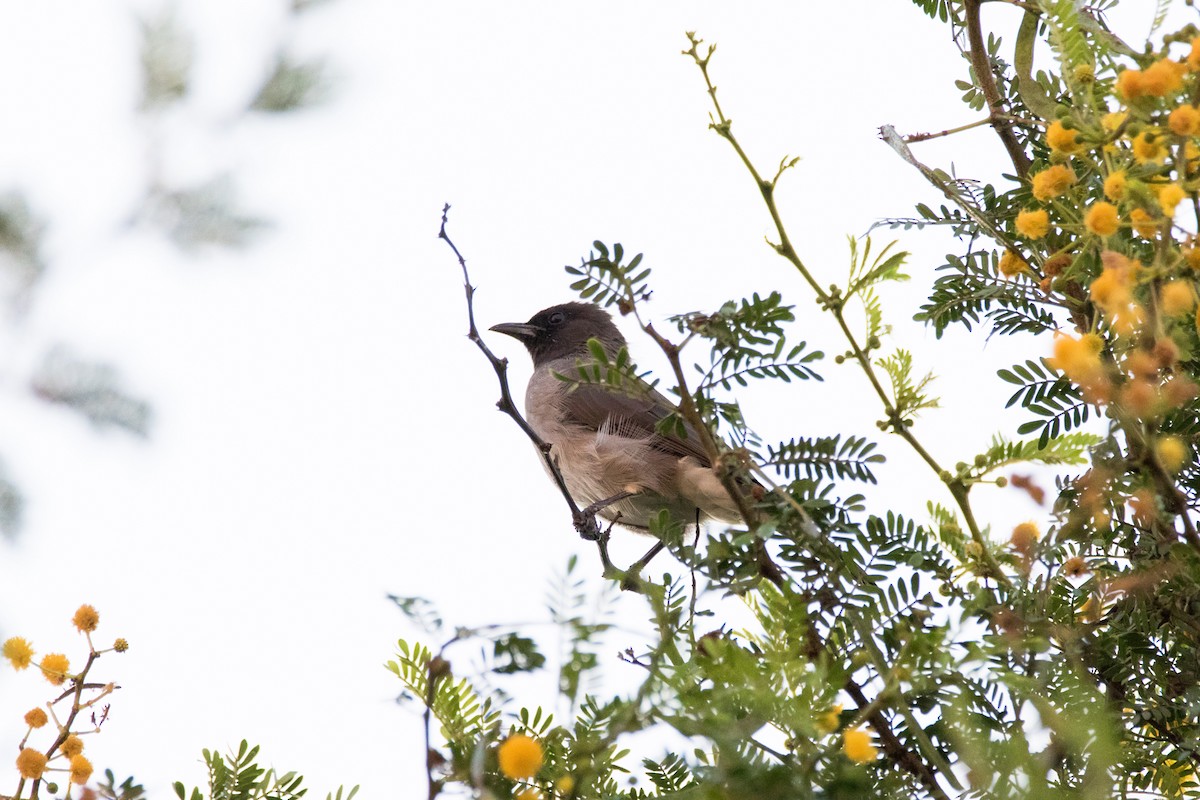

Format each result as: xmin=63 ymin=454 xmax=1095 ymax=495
xmin=964 ymin=0 xmax=1032 ymax=178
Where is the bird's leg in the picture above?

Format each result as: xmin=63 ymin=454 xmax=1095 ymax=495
xmin=573 ymin=491 xmax=635 ymax=541
xmin=594 ymin=518 xmax=621 ymax=578
xmin=616 ymin=540 xmax=666 ymax=593
xmin=628 ymin=541 xmax=666 ymax=574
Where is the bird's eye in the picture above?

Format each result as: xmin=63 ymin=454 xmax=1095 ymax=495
xmin=548 ymin=311 xmax=566 ymax=325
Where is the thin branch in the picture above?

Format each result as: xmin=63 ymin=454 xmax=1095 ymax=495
xmin=438 ymin=205 xmax=653 ymax=586
xmin=963 ymin=0 xmax=1033 ymax=178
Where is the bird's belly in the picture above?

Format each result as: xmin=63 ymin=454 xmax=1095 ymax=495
xmin=526 ymin=419 xmax=695 ymax=531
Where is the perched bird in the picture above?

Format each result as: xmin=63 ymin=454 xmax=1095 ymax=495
xmin=490 ymin=302 xmax=745 ymax=532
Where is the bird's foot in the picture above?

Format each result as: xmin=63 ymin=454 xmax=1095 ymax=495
xmin=573 ymin=491 xmax=634 ymax=541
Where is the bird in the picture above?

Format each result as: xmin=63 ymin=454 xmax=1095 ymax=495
xmin=490 ymin=302 xmax=747 ymax=533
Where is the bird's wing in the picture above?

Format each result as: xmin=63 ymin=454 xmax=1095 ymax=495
xmin=559 ymin=381 xmax=713 ymax=465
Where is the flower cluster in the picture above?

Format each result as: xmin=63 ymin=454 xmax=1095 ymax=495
xmin=4 ymin=605 xmax=126 ymax=800
xmin=1009 ymin=40 xmax=1200 ymax=542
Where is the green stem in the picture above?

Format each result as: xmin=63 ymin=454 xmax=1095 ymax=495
xmin=687 ymin=34 xmax=1011 ymax=588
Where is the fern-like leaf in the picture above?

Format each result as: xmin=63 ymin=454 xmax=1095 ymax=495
xmin=767 ymin=435 xmax=884 ymax=484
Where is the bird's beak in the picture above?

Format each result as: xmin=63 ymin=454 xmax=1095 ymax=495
xmin=489 ymin=322 xmax=539 ymax=342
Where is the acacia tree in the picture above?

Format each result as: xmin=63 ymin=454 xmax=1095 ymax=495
xmin=401 ymin=3 xmax=1200 ymax=798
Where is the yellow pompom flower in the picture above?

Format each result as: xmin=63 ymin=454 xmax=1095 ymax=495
xmin=816 ymin=704 xmax=844 ymax=734
xmin=1103 ymin=170 xmax=1127 ymax=201
xmin=1031 ymin=164 xmax=1076 ymax=201
xmin=23 ymin=708 xmax=47 ymax=729
xmin=1141 ymin=58 xmax=1187 ymax=97
xmin=498 ymin=734 xmax=544 ymax=780
xmin=1046 ymin=120 xmax=1082 ymax=154
xmin=1090 ymin=251 xmax=1145 ymax=333
xmin=842 ymin=728 xmax=879 ymax=763
xmin=1186 ymin=248 xmax=1200 ymax=272
xmin=16 ymin=748 xmax=47 ymax=780
xmin=40 ymin=653 xmax=70 ymax=686
xmin=1010 ymin=522 xmax=1040 ymax=554
xmin=1161 ymin=280 xmax=1196 ymax=316
xmin=555 ymin=776 xmax=576 ymax=794
xmin=113 ymin=638 xmax=129 ymax=653
xmin=1049 ymin=332 xmax=1104 ymax=383
xmin=1117 ymin=69 xmax=1145 ymax=99
xmin=61 ymin=734 xmax=84 ymax=758
xmin=1130 ymin=208 xmax=1158 ymax=238
xmin=1084 ymin=202 xmax=1119 ymax=236
xmin=998 ymin=250 xmax=1029 ymax=278
xmin=1169 ymin=105 xmax=1200 ymax=136
xmin=1133 ymin=132 xmax=1168 ymax=164
xmin=69 ymin=754 xmax=93 ymax=785
xmin=3 ymin=637 xmax=34 ymax=670
xmin=1015 ymin=209 xmax=1050 ymax=239
xmin=1157 ymin=184 xmax=1187 ymax=216
xmin=1156 ymin=436 xmax=1189 ymax=473
xmin=1189 ymin=38 xmax=1200 ymax=72
xmin=1090 ymin=267 xmax=1131 ymax=311
xmin=73 ymin=604 xmax=100 ymax=634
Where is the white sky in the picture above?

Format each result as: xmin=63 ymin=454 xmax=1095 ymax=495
xmin=0 ymin=1 xmax=1184 ymax=797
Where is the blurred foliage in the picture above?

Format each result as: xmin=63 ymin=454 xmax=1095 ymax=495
xmin=0 ymin=0 xmax=334 ymax=539
xmin=172 ymin=741 xmax=357 ymax=800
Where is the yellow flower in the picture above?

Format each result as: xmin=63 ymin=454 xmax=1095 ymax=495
xmin=61 ymin=734 xmax=84 ymax=758
xmin=1117 ymin=69 xmax=1145 ymax=99
xmin=1161 ymin=280 xmax=1196 ymax=316
xmin=842 ymin=728 xmax=878 ymax=763
xmin=1089 ymin=252 xmax=1145 ymax=333
xmin=1186 ymin=248 xmax=1200 ymax=271
xmin=16 ymin=748 xmax=47 ymax=780
xmin=40 ymin=653 xmax=70 ymax=686
xmin=1090 ymin=268 xmax=1131 ymax=311
xmin=1157 ymin=183 xmax=1187 ymax=216
xmin=69 ymin=754 xmax=93 ymax=785
xmin=3 ymin=636 xmax=34 ymax=670
xmin=1031 ymin=164 xmax=1076 ymax=201
xmin=24 ymin=707 xmax=47 ymax=728
xmin=498 ymin=734 xmax=544 ymax=780
xmin=998 ymin=250 xmax=1028 ymax=278
xmin=73 ymin=604 xmax=100 ymax=634
xmin=1084 ymin=202 xmax=1119 ymax=236
xmin=555 ymin=775 xmax=576 ymax=794
xmin=1010 ymin=522 xmax=1040 ymax=554
xmin=1133 ymin=132 xmax=1167 ymax=164
xmin=1062 ymin=555 xmax=1090 ymax=577
xmin=816 ymin=704 xmax=844 ymax=734
xmin=1141 ymin=58 xmax=1187 ymax=97
xmin=113 ymin=638 xmax=129 ymax=653
xmin=1048 ymin=332 xmax=1104 ymax=383
xmin=1103 ymin=170 xmax=1127 ymax=201
xmin=1130 ymin=208 xmax=1158 ymax=238
xmin=1169 ymin=105 xmax=1200 ymax=136
xmin=1156 ymin=436 xmax=1189 ymax=473
xmin=1190 ymin=37 xmax=1200 ymax=72
xmin=1015 ymin=209 xmax=1050 ymax=239
xmin=1045 ymin=120 xmax=1081 ymax=154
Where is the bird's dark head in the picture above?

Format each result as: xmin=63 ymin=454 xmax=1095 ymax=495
xmin=490 ymin=302 xmax=626 ymax=366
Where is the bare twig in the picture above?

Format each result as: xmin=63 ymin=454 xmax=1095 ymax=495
xmin=438 ymin=205 xmax=654 ymax=585
xmin=963 ymin=0 xmax=1032 ymax=178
